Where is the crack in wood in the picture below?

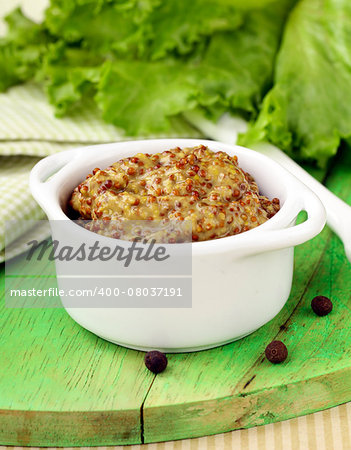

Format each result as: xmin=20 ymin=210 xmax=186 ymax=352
xmin=140 ymin=375 xmax=156 ymax=444
xmin=243 ymin=375 xmax=256 ymax=390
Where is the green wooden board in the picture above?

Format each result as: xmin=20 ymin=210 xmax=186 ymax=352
xmin=0 ymin=148 xmax=350 ymax=446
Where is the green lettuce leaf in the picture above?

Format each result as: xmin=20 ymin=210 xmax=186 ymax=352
xmin=240 ymin=0 xmax=351 ymax=167
xmin=45 ymin=0 xmax=243 ymax=60
xmin=0 ymin=8 xmax=48 ymax=91
xmin=195 ymin=1 xmax=295 ymax=119
xmin=0 ymin=0 xmax=296 ymax=138
xmin=0 ymin=42 xmax=40 ymax=91
xmin=94 ymin=1 xmax=293 ymax=135
xmin=39 ymin=43 xmax=103 ymax=115
xmin=45 ymin=0 xmax=156 ymax=57
xmin=145 ymin=0 xmax=243 ymax=60
xmin=96 ymin=60 xmax=200 ymax=135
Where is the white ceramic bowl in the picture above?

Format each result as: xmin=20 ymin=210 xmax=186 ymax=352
xmin=30 ymin=139 xmax=326 ymax=352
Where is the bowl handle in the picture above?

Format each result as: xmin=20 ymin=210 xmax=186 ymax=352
xmin=30 ymin=148 xmax=82 ymax=209
xmin=241 ymin=187 xmax=326 ymax=257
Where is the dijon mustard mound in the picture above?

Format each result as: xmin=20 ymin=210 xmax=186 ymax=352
xmin=69 ymin=145 xmax=280 ymax=242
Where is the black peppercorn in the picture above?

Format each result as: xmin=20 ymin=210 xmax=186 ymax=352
xmin=144 ymin=351 xmax=168 ymax=374
xmin=265 ymin=340 xmax=288 ymax=364
xmin=311 ymin=296 xmax=333 ymax=316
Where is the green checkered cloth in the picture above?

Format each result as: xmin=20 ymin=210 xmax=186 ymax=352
xmin=0 ymin=83 xmax=202 ymax=262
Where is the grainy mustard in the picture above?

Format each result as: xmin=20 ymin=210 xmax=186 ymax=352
xmin=69 ymin=145 xmax=280 ymax=242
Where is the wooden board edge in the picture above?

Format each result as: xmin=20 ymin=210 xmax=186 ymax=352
xmin=143 ymin=365 xmax=351 ymax=443
xmin=0 ymin=408 xmax=142 ymax=447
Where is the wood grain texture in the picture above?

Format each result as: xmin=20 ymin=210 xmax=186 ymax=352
xmin=0 ymin=149 xmax=350 ymax=446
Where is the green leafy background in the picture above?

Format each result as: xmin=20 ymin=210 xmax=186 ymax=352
xmin=2 ymin=0 xmax=351 ymax=167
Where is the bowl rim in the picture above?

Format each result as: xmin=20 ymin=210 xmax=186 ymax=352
xmin=30 ymin=138 xmax=316 ymax=255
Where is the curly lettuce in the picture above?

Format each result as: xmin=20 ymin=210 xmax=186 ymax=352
xmin=0 ymin=0 xmax=294 ymax=137
xmin=0 ymin=8 xmax=49 ymax=90
xmin=95 ymin=1 xmax=294 ymax=134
